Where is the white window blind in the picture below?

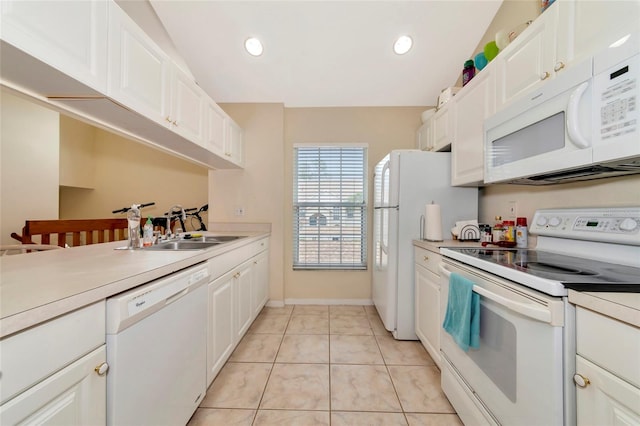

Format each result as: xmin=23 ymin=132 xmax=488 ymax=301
xmin=293 ymin=146 xmax=367 ymax=270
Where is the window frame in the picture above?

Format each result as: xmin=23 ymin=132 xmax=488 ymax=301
xmin=292 ymin=144 xmax=368 ymax=271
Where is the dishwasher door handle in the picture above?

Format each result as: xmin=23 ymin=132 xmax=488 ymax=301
xmin=439 ymin=263 xmax=553 ymax=324
xmin=165 ymin=288 xmax=189 ymax=305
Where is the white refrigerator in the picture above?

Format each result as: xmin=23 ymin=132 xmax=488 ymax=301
xmin=372 ymin=150 xmax=478 ymax=340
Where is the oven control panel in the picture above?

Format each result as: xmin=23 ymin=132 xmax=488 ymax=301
xmin=531 ymin=207 xmax=640 ymax=245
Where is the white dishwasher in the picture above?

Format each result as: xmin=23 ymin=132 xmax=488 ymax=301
xmin=106 ymin=262 xmax=209 ymax=426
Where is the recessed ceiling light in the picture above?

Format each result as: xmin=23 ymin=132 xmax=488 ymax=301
xmin=245 ymin=37 xmax=263 ymax=56
xmin=393 ymin=35 xmax=413 ymax=55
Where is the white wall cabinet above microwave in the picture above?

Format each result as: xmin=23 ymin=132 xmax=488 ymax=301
xmin=0 ymin=0 xmax=242 ymax=170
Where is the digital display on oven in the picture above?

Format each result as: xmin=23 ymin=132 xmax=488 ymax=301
xmin=586 ymin=220 xmax=599 ymax=227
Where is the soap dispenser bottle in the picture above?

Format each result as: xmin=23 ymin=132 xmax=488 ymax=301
xmin=143 ymin=217 xmax=153 ymax=247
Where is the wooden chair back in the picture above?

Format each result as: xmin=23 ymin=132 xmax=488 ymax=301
xmin=11 ymin=219 xmax=129 ymax=247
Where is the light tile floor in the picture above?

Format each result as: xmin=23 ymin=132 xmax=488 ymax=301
xmin=188 ymin=305 xmax=463 ymax=426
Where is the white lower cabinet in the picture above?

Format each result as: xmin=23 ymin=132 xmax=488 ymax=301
xmin=414 ymin=246 xmax=442 ymax=368
xmin=575 ymin=307 xmax=640 ymax=425
xmin=251 ymin=250 xmax=270 ymax=317
xmin=0 ymin=302 xmax=106 ymax=426
xmin=206 ymin=237 xmax=270 ymax=386
xmin=0 ymin=346 xmax=106 ymax=426
xmin=207 ymin=269 xmax=235 ymax=386
xmin=234 ymin=260 xmax=253 ymax=342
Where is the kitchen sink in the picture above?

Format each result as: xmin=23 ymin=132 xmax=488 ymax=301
xmin=203 ymin=235 xmax=245 ymax=242
xmin=143 ymin=241 xmax=221 ymax=251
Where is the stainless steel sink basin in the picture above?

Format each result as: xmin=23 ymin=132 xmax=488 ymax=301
xmin=203 ymin=235 xmax=245 ymax=242
xmin=143 ymin=241 xmax=221 ymax=251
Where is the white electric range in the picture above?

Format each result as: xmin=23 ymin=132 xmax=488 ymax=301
xmin=438 ymin=207 xmax=640 ymax=426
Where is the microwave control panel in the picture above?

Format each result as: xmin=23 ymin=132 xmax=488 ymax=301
xmin=596 ymin=53 xmax=638 ymax=141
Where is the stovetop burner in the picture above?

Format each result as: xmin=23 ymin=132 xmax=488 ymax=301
xmin=450 ymin=248 xmax=640 ymax=292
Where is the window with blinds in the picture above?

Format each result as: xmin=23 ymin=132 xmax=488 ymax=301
xmin=293 ymin=145 xmax=367 ymax=270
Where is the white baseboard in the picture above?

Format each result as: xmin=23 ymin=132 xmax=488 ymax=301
xmin=283 ymin=298 xmax=374 ymax=306
xmin=265 ymin=300 xmax=285 ymax=308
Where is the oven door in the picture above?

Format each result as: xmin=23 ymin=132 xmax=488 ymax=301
xmin=439 ymin=259 xmax=566 ymax=426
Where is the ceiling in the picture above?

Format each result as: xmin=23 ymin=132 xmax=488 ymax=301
xmin=147 ymin=1 xmax=503 ymax=108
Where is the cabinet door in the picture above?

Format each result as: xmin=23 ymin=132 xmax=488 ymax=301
xmin=575 ymin=356 xmax=640 ymax=425
xmin=251 ymin=250 xmax=270 ymax=318
xmin=416 ymin=120 xmax=433 ymax=151
xmin=170 ymin=67 xmax=205 ymax=145
xmin=107 ymin=1 xmax=171 ymax=124
xmin=204 ymin=101 xmax=228 ymax=156
xmin=452 ymin=66 xmax=496 ymax=187
xmin=415 ymin=263 xmax=441 ymax=368
xmin=226 ymin=119 xmax=244 ymax=166
xmin=495 ymin=3 xmax=558 ymax=109
xmin=432 ymin=106 xmax=453 ymax=152
xmin=207 ymin=272 xmax=235 ymax=386
xmin=0 ymin=346 xmax=106 ymax=425
xmin=235 ymin=262 xmax=253 ymax=340
xmin=0 ymin=0 xmax=108 ymax=93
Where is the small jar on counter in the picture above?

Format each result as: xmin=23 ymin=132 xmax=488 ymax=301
xmin=503 ymin=220 xmax=516 ymax=243
xmin=492 ymin=216 xmax=504 ymax=242
xmin=516 ymin=217 xmax=528 ymax=248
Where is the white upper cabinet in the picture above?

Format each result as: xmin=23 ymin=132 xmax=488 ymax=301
xmin=171 ymin=67 xmax=206 ymax=145
xmin=494 ymin=1 xmax=572 ymax=110
xmin=432 ymin=105 xmax=454 ymax=152
xmin=107 ymin=1 xmax=171 ymax=124
xmin=226 ymin=118 xmax=245 ymax=167
xmin=0 ymin=0 xmax=108 ymax=95
xmin=452 ymin=64 xmax=496 ymax=186
xmin=416 ymin=119 xmax=434 ymax=151
xmin=205 ymin=100 xmax=228 ymax=156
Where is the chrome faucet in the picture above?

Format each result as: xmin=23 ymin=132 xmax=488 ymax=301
xmin=165 ymin=205 xmax=186 ymax=237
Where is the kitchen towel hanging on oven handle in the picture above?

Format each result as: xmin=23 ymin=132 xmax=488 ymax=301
xmin=443 ymin=273 xmax=480 ymax=351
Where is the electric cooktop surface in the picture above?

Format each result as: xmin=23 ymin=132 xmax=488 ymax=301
xmin=447 ymin=248 xmax=640 ymax=292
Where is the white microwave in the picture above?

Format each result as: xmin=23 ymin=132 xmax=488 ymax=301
xmin=485 ymin=33 xmax=640 ymax=185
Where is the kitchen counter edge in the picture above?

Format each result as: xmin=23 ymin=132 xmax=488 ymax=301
xmin=568 ymin=289 xmax=640 ymax=328
xmin=0 ymin=230 xmax=270 ymax=338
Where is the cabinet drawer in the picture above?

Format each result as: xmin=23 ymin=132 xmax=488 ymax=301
xmin=414 ymin=248 xmax=441 ymax=274
xmin=0 ymin=301 xmax=105 ymax=404
xmin=576 ymin=307 xmax=640 ymax=388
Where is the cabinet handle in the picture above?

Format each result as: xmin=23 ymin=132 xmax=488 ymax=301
xmin=172 ymin=120 xmax=178 ymax=126
xmin=165 ymin=116 xmax=172 ymax=123
xmin=423 ymin=256 xmax=429 ymax=261
xmin=554 ymin=61 xmax=565 ymax=72
xmin=573 ymin=373 xmax=590 ymax=388
xmin=95 ymin=362 xmax=109 ymax=376
xmin=540 ymin=71 xmax=550 ymax=80
xmin=234 ymin=272 xmax=241 ymax=279
xmin=254 ymin=261 xmax=258 ymax=265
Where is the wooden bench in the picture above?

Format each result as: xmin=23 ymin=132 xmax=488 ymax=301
xmin=11 ymin=219 xmax=129 ymax=247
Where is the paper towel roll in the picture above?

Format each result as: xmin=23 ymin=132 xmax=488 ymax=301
xmin=425 ymin=203 xmax=443 ymax=241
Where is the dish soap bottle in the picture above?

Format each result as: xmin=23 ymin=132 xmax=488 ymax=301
xmin=143 ymin=217 xmax=154 ymax=247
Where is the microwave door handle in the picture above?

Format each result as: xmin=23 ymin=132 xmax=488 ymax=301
xmin=438 ymin=263 xmax=552 ymax=324
xmin=566 ymin=81 xmax=591 ymax=149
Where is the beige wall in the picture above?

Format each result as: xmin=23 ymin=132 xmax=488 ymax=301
xmin=60 ymin=125 xmax=208 ymax=224
xmin=59 ymin=116 xmax=96 ymax=189
xmin=283 ymin=107 xmax=424 ymax=303
xmin=480 ymin=175 xmax=640 ymax=227
xmin=211 ymin=103 xmax=286 ymax=302
xmin=1 ymin=90 xmax=59 ymax=245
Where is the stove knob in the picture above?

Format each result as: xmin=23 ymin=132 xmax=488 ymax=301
xmin=548 ymin=216 xmax=562 ymax=227
xmin=536 ymin=216 xmax=548 ymax=227
xmin=619 ymin=218 xmax=638 ymax=232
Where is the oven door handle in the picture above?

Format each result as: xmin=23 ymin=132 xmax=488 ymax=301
xmin=439 ymin=263 xmax=552 ymax=324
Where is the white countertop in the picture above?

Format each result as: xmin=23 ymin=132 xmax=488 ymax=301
xmin=569 ymin=290 xmax=640 ymax=328
xmin=0 ymin=228 xmax=269 ymax=338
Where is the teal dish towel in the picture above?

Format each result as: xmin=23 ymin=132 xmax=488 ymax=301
xmin=442 ymin=272 xmax=480 ymax=351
